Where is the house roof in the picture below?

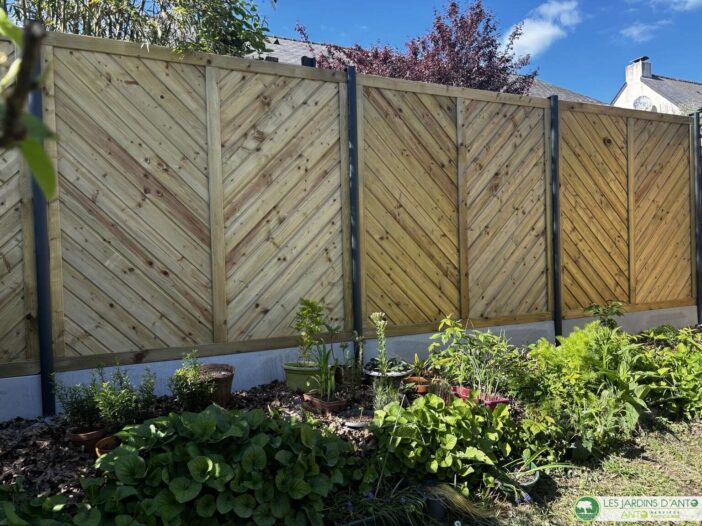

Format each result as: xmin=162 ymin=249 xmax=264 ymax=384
xmin=640 ymin=75 xmax=702 ymax=114
xmin=251 ymin=36 xmax=603 ymax=105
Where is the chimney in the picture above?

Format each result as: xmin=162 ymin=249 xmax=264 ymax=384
xmin=626 ymin=56 xmax=652 ymax=83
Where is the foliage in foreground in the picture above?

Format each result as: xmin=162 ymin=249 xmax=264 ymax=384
xmin=7 ymin=0 xmax=270 ymax=57
xmin=372 ymin=394 xmax=512 ymax=496
xmin=90 ymin=405 xmax=358 ymax=526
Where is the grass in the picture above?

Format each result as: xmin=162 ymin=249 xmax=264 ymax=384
xmin=488 ymin=420 xmax=702 ymax=526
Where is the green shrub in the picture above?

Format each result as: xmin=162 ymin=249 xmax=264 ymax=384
xmin=637 ymin=326 xmax=702 ymax=419
xmin=96 ymin=367 xmax=156 ymax=433
xmin=426 ymin=317 xmax=512 ymax=395
xmin=169 ymin=352 xmax=217 ymax=412
xmin=91 ymin=405 xmax=358 ymax=526
xmin=371 ymin=394 xmax=512 ymax=495
xmin=54 ymin=373 xmax=101 ymax=429
xmin=512 ymin=323 xmax=654 ymax=459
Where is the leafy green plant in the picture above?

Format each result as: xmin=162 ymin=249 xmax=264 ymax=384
xmin=53 ymin=373 xmax=101 ymax=430
xmin=585 ymin=300 xmax=624 ymax=329
xmin=512 ymin=323 xmax=654 ymax=459
xmin=370 ymin=312 xmax=389 ymax=376
xmin=96 ymin=367 xmax=156 ymax=433
xmin=310 ymin=344 xmax=338 ymax=401
xmin=371 ymin=394 xmax=512 ymax=496
xmin=372 ymin=379 xmax=400 ymax=411
xmin=0 ymin=11 xmax=56 ymax=197
xmin=92 ymin=405 xmax=358 ymax=526
xmin=169 ymin=351 xmax=217 ymax=412
xmin=427 ymin=317 xmax=511 ymax=396
xmin=0 ymin=478 xmax=82 ymax=525
xmin=293 ymin=299 xmax=327 ymax=365
xmin=410 ymin=353 xmax=428 ymax=377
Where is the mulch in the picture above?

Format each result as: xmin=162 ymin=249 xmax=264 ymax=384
xmin=0 ymin=381 xmax=379 ymax=499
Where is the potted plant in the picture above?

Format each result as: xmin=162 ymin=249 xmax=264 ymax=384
xmin=283 ymin=299 xmax=328 ymax=392
xmin=363 ymin=312 xmax=411 ymax=379
xmin=94 ymin=367 xmax=155 ymax=455
xmin=402 ymin=354 xmax=431 ymax=394
xmin=169 ymin=352 xmax=234 ymax=410
xmin=303 ymin=344 xmax=348 ymax=414
xmin=54 ymin=373 xmax=104 ymax=453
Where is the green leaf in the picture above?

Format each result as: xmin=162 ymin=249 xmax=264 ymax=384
xmin=21 ymin=112 xmax=56 ymax=142
xmin=19 ymin=138 xmax=56 ymax=199
xmin=253 ymin=503 xmax=275 ymax=526
xmin=287 ymin=478 xmax=311 ymax=500
xmin=168 ymin=477 xmax=202 ymax=503
xmin=274 ymin=450 xmax=293 ymax=466
xmin=233 ymin=494 xmax=256 ymax=519
xmin=300 ymin=424 xmax=317 ymax=449
xmin=0 ymin=10 xmax=23 ymax=47
xmin=442 ymin=433 xmax=458 ymax=450
xmin=188 ymin=456 xmax=214 ymax=483
xmin=241 ymin=444 xmax=267 ymax=471
xmin=0 ymin=59 xmax=20 ymax=92
xmin=72 ymin=507 xmax=101 ymax=526
xmin=309 ymin=474 xmax=331 ymax=497
xmin=463 ymin=446 xmax=492 ymax=465
xmin=195 ymin=494 xmax=216 ymax=518
xmin=270 ymin=494 xmax=291 ymax=519
xmin=0 ymin=502 xmax=28 ymax=526
xmin=114 ymin=453 xmax=147 ymax=485
xmin=216 ymin=491 xmax=236 ymax=514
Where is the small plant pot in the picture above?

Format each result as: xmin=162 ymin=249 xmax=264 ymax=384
xmin=68 ymin=427 xmax=105 ymax=454
xmin=283 ymin=362 xmax=318 ymax=392
xmin=451 ymin=386 xmax=473 ymax=400
xmin=403 ymin=376 xmax=430 ymax=394
xmin=200 ymin=363 xmax=235 ymax=406
xmin=482 ymin=394 xmax=510 ymax=409
xmin=363 ymin=368 xmax=411 ymax=380
xmin=302 ymin=393 xmax=348 ymax=414
xmin=95 ymin=435 xmax=120 ymax=457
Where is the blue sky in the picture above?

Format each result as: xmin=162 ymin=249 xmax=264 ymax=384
xmin=258 ymin=0 xmax=702 ymax=103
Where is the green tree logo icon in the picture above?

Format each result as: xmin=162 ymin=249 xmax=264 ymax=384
xmin=575 ymin=497 xmax=600 ymax=521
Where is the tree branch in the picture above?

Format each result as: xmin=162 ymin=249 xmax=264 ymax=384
xmin=0 ymin=20 xmax=45 ymax=148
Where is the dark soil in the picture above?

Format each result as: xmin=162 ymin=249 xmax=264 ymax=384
xmin=0 ymin=381 xmax=377 ymax=499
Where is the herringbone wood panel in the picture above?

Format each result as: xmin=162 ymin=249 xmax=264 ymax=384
xmin=561 ymin=110 xmax=629 ymax=311
xmin=53 ymin=48 xmax=213 ymax=356
xmin=362 ymin=87 xmax=459 ymax=327
xmin=0 ymin=42 xmax=35 ymax=365
xmin=632 ymin=118 xmax=692 ymax=303
xmin=460 ymin=101 xmax=549 ymax=319
xmin=220 ymin=70 xmax=346 ymax=340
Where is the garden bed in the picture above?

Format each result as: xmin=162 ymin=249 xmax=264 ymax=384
xmin=0 ymin=381 xmax=377 ymax=500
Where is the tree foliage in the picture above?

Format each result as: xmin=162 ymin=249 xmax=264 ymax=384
xmin=6 ymin=0 xmax=271 ymax=56
xmin=298 ymin=0 xmax=535 ymax=94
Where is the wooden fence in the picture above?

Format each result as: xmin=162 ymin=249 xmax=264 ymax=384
xmin=0 ymin=33 xmax=695 ymax=376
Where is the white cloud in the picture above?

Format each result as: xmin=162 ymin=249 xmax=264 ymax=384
xmin=509 ymin=1 xmax=581 ymax=58
xmin=620 ymin=19 xmax=671 ymax=42
xmin=652 ymin=0 xmax=702 ymax=10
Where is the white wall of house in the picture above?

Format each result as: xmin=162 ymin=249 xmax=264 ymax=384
xmin=611 ymin=57 xmax=682 ymax=115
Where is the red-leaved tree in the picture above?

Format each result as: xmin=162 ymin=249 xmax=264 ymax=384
xmin=297 ymin=0 xmax=535 ymax=95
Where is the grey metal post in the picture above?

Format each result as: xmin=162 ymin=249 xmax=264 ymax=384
xmin=693 ymin=111 xmax=701 ymax=324
xmin=549 ymin=95 xmax=563 ymax=338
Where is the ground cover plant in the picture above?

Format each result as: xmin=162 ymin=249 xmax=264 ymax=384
xmin=1 ymin=317 xmax=702 ymax=525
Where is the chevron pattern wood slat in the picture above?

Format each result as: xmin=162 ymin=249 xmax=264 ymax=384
xmin=0 ymin=42 xmax=36 ymax=366
xmin=220 ymin=70 xmax=346 ymax=341
xmin=632 ymin=118 xmax=693 ymax=304
xmin=560 ymin=110 xmax=629 ymax=312
xmin=460 ymin=100 xmax=549 ymax=320
xmin=362 ymin=87 xmax=459 ymax=327
xmin=53 ymin=48 xmax=213 ymax=356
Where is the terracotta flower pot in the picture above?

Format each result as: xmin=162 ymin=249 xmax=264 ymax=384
xmin=302 ymin=393 xmax=348 ymax=414
xmin=68 ymin=427 xmax=105 ymax=454
xmin=95 ymin=435 xmax=120 ymax=457
xmin=200 ymin=363 xmax=235 ymax=406
xmin=403 ymin=376 xmax=430 ymax=394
